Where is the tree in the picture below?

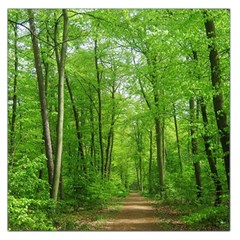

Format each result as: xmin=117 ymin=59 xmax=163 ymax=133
xmin=189 ymin=97 xmax=202 ymax=198
xmin=28 ymin=9 xmax=54 ymax=189
xmin=9 ymin=20 xmax=18 ymax=162
xmin=172 ymin=103 xmax=183 ymax=174
xmin=203 ymin=11 xmax=230 ymax=190
xmin=52 ymin=9 xmax=69 ymax=200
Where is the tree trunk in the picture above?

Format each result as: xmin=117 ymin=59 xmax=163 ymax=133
xmin=199 ymin=97 xmax=222 ymax=205
xmin=189 ymin=97 xmax=202 ymax=198
xmin=107 ymin=130 xmax=114 ymax=179
xmin=173 ymin=103 xmax=183 ymax=174
xmin=89 ymin=84 xmax=97 ymax=169
xmin=148 ymin=130 xmax=153 ymax=194
xmin=105 ymin=85 xmax=116 ymax=178
xmin=9 ymin=22 xmax=18 ymax=162
xmin=52 ymin=9 xmax=68 ymax=201
xmin=94 ymin=39 xmax=104 ymax=178
xmin=204 ymin=11 xmax=230 ymax=190
xmin=65 ymin=76 xmax=85 ymax=172
xmin=154 ymin=114 xmax=165 ymax=196
xmin=192 ymin=49 xmax=222 ymax=205
xmin=161 ymin=117 xmax=166 ymax=170
xmin=28 ymin=9 xmax=54 ymax=190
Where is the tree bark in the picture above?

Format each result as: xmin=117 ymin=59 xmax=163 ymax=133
xmin=105 ymin=84 xmax=116 ymax=178
xmin=28 ymin=9 xmax=54 ymax=190
xmin=199 ymin=97 xmax=222 ymax=205
xmin=94 ymin=39 xmax=104 ymax=178
xmin=189 ymin=97 xmax=202 ymax=198
xmin=107 ymin=130 xmax=114 ymax=179
xmin=173 ymin=103 xmax=183 ymax=174
xmin=66 ymin=76 xmax=85 ymax=172
xmin=52 ymin=9 xmax=68 ymax=200
xmin=192 ymin=49 xmax=222 ymax=205
xmin=204 ymin=11 xmax=230 ymax=190
xmin=155 ymin=116 xmax=165 ymax=196
xmin=89 ymin=95 xmax=97 ymax=169
xmin=9 ymin=22 xmax=18 ymax=162
xmin=148 ymin=130 xmax=153 ymax=194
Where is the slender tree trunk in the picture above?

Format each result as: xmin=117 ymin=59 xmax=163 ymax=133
xmin=59 ymin=161 xmax=64 ymax=200
xmin=139 ymin=155 xmax=143 ymax=192
xmin=28 ymin=10 xmax=54 ymax=190
xmin=155 ymin=117 xmax=165 ymax=196
xmin=52 ymin=9 xmax=68 ymax=201
xmin=90 ymin=109 xmax=97 ymax=169
xmin=161 ymin=118 xmax=166 ymax=170
xmin=107 ymin=131 xmax=114 ymax=179
xmin=94 ymin=39 xmax=104 ymax=178
xmin=173 ymin=103 xmax=183 ymax=174
xmin=89 ymin=85 xmax=97 ymax=169
xmin=65 ymin=76 xmax=85 ymax=171
xmin=148 ymin=130 xmax=153 ymax=194
xmin=199 ymin=97 xmax=222 ymax=205
xmin=189 ymin=97 xmax=202 ymax=198
xmin=154 ymin=94 xmax=165 ymax=197
xmin=105 ymin=86 xmax=116 ymax=178
xmin=105 ymin=129 xmax=113 ymax=177
xmin=192 ymin=49 xmax=222 ymax=204
xmin=9 ymin=22 xmax=18 ymax=162
xmin=134 ymin=159 xmax=140 ymax=190
xmin=204 ymin=11 xmax=230 ymax=190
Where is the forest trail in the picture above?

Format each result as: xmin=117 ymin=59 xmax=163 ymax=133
xmin=104 ymin=192 xmax=161 ymax=231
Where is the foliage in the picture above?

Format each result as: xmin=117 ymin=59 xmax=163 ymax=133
xmin=8 ymin=155 xmax=49 ymax=199
xmin=64 ymin=173 xmax=128 ymax=210
xmin=181 ymin=204 xmax=230 ymax=230
xmin=8 ymin=195 xmax=56 ymax=231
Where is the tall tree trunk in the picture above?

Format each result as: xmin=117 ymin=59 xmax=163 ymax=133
xmin=105 ymin=85 xmax=116 ymax=178
xmin=28 ymin=10 xmax=54 ymax=190
xmin=173 ymin=103 xmax=183 ymax=174
xmin=59 ymin=162 xmax=64 ymax=200
xmin=192 ymin=49 xmax=222 ymax=205
xmin=134 ymin=159 xmax=140 ymax=190
xmin=94 ymin=39 xmax=104 ymax=178
xmin=189 ymin=97 xmax=202 ymax=198
xmin=105 ymin=129 xmax=113 ymax=177
xmin=148 ymin=130 xmax=153 ymax=194
xmin=65 ymin=76 xmax=85 ymax=172
xmin=107 ymin=131 xmax=114 ymax=179
xmin=154 ymin=93 xmax=165 ymax=197
xmin=204 ymin=11 xmax=230 ymax=190
xmin=139 ymin=155 xmax=143 ymax=192
xmin=52 ymin=9 xmax=68 ymax=201
xmin=90 ymin=99 xmax=97 ymax=169
xmin=155 ymin=117 xmax=165 ymax=196
xmin=199 ymin=97 xmax=222 ymax=205
xmin=161 ymin=118 xmax=166 ymax=170
xmin=9 ymin=22 xmax=18 ymax=162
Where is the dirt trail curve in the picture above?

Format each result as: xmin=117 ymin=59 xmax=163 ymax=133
xmin=104 ymin=192 xmax=160 ymax=231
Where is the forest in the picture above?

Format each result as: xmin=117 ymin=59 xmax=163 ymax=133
xmin=8 ymin=9 xmax=230 ymax=231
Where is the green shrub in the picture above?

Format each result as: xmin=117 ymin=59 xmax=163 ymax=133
xmin=9 ymin=155 xmax=49 ymax=199
xmin=181 ymin=205 xmax=230 ymax=229
xmin=8 ymin=195 xmax=56 ymax=231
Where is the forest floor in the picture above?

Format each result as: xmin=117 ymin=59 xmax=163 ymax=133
xmin=55 ymin=192 xmax=191 ymax=231
xmin=54 ymin=192 xmax=229 ymax=231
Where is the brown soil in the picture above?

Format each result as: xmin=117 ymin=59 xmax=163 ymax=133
xmin=104 ymin=192 xmax=163 ymax=231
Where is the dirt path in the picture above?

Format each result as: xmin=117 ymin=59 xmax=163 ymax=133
xmin=104 ymin=192 xmax=161 ymax=231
